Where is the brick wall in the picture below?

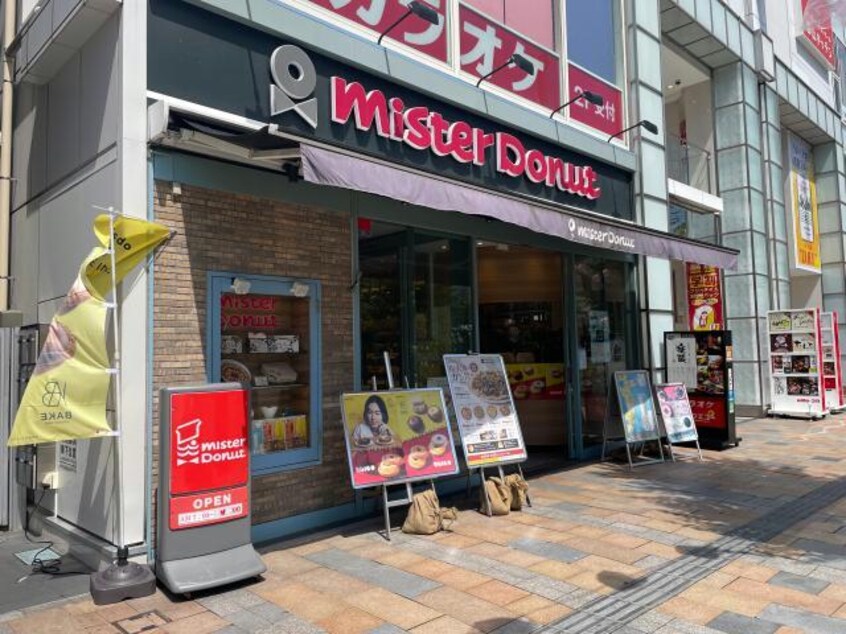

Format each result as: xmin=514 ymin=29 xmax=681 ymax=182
xmin=152 ymin=180 xmax=355 ymax=526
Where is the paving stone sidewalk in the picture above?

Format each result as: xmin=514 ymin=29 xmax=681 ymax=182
xmin=4 ymin=414 xmax=846 ymax=633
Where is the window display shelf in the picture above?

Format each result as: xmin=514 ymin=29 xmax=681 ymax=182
xmin=768 ymin=329 xmax=816 ymax=334
xmin=771 ymin=351 xmax=818 ymax=356
xmin=772 ymin=373 xmax=820 ymax=377
xmin=210 ymin=273 xmax=322 ymax=473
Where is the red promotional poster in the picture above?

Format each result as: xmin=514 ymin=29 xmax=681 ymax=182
xmin=567 ymin=64 xmax=623 ymax=137
xmin=689 ymin=395 xmax=727 ymax=431
xmin=340 ymin=389 xmax=459 ymax=488
xmin=800 ymin=0 xmax=836 ymax=68
xmin=687 ymin=264 xmax=723 ymax=331
xmin=459 ymin=4 xmax=560 ymax=110
xmin=169 ymin=485 xmax=248 ymax=530
xmin=304 ymin=0 xmax=447 ymax=62
xmin=169 ymin=389 xmax=249 ymax=496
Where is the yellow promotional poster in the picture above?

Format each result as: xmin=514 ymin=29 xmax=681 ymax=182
xmin=788 ymin=133 xmax=821 ymax=272
xmin=84 ymin=214 xmax=171 ymax=300
xmin=340 ymin=389 xmax=458 ymax=489
xmin=7 ymin=215 xmax=170 ymax=446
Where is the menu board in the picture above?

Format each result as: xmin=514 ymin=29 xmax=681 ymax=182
xmin=767 ymin=309 xmax=826 ymax=417
xmin=655 ymin=383 xmax=698 ymax=444
xmin=613 ymin=371 xmax=661 ymax=444
xmin=444 ymin=354 xmax=527 ymax=468
xmin=340 ymin=389 xmax=459 ymax=489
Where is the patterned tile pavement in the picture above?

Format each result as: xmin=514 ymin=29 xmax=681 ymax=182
xmin=4 ymin=415 xmax=846 ymax=633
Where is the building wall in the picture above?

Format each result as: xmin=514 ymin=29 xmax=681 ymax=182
xmin=151 ymin=180 xmax=356 ymax=527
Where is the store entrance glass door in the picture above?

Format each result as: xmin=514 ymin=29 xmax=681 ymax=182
xmin=358 ymin=222 xmax=474 ymax=389
xmin=477 ymin=244 xmax=570 ymax=459
xmin=574 ymin=257 xmax=636 ymax=452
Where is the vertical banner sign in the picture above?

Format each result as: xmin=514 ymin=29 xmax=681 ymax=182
xmin=7 ymin=215 xmax=170 ymax=446
xmin=340 ymin=388 xmax=458 ymax=488
xmin=168 ymin=388 xmax=249 ymax=529
xmin=444 ymin=354 xmax=527 ymax=468
xmin=788 ymin=133 xmax=821 ymax=273
xmin=686 ymin=264 xmax=723 ymax=330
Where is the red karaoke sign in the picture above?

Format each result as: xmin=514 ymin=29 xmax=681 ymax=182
xmin=168 ymin=389 xmax=249 ymax=530
xmin=567 ymin=64 xmax=623 ymax=137
xmin=304 ymin=0 xmax=447 ymax=62
xmin=458 ymin=4 xmax=560 ymax=110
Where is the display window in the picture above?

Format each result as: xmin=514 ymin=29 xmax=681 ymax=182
xmin=208 ymin=273 xmax=322 ymax=473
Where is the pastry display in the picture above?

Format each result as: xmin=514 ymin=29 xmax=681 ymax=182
xmin=427 ymin=405 xmax=444 ymax=422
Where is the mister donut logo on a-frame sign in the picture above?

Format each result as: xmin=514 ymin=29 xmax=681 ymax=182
xmin=268 ymin=44 xmax=602 ymax=202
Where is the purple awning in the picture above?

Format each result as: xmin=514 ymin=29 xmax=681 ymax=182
xmin=301 ymin=145 xmax=738 ymax=270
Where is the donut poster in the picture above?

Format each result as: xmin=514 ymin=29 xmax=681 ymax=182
xmin=655 ymin=383 xmax=699 ymax=444
xmin=444 ymin=354 xmax=527 ymax=467
xmin=340 ymin=389 xmax=459 ymax=488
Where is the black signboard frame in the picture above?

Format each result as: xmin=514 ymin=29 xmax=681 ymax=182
xmin=664 ymin=331 xmax=739 ymax=450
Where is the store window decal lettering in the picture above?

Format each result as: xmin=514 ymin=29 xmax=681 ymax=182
xmin=330 ymin=76 xmax=601 ymax=199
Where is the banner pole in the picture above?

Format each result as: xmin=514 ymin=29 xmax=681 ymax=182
xmin=108 ymin=208 xmax=125 ymax=551
xmin=90 ymin=208 xmax=156 ymax=605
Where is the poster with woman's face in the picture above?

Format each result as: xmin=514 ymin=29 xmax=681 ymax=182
xmin=340 ymin=389 xmax=459 ymax=488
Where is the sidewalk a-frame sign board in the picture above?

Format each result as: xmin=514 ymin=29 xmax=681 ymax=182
xmin=340 ymin=387 xmax=459 ymax=538
xmin=655 ymin=383 xmax=702 ymax=461
xmin=602 ymin=370 xmax=665 ymax=468
xmin=443 ymin=354 xmax=531 ymax=515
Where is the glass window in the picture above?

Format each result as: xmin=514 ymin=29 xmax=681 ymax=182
xmin=574 ymin=257 xmax=635 ymax=449
xmin=358 ymin=223 xmax=474 ymax=390
xmin=463 ymin=0 xmax=555 ymax=49
xmin=209 ymin=273 xmax=322 ymax=472
xmin=565 ymin=0 xmax=622 ymax=85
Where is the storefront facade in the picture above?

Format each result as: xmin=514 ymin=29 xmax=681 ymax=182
xmin=145 ymin=0 xmax=735 ymax=538
xmin=3 ymin=0 xmax=737 ymax=553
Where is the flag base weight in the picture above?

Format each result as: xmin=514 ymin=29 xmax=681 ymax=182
xmin=90 ymin=547 xmax=156 ymax=605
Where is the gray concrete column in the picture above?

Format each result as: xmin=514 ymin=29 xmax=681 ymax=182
xmin=627 ymin=0 xmax=673 ymax=383
xmin=713 ymin=62 xmax=769 ymax=413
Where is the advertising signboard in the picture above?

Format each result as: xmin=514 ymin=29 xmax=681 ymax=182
xmin=655 ymin=383 xmax=698 ymax=444
xmin=459 ymin=4 xmax=561 ymax=110
xmin=686 ymin=264 xmax=723 ymax=330
xmin=799 ymin=0 xmax=836 ymax=68
xmin=444 ymin=354 xmax=527 ymax=468
xmin=612 ymin=371 xmax=661 ymax=444
xmin=567 ymin=64 xmax=623 ymax=137
xmin=665 ymin=331 xmax=737 ymax=448
xmin=157 ymin=384 xmax=265 ymax=594
xmin=302 ymin=0 xmax=447 ymax=63
xmin=768 ymin=309 xmax=827 ymax=417
xmin=821 ymin=311 xmax=844 ymax=411
xmin=340 ymin=388 xmax=459 ymax=488
xmin=787 ymin=133 xmax=821 ymax=273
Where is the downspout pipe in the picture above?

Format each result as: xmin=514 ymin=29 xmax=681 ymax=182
xmin=0 ymin=0 xmax=15 ymax=311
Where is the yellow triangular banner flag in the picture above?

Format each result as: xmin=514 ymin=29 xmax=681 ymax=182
xmin=7 ymin=215 xmax=170 ymax=446
xmin=83 ymin=214 xmax=172 ymax=300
